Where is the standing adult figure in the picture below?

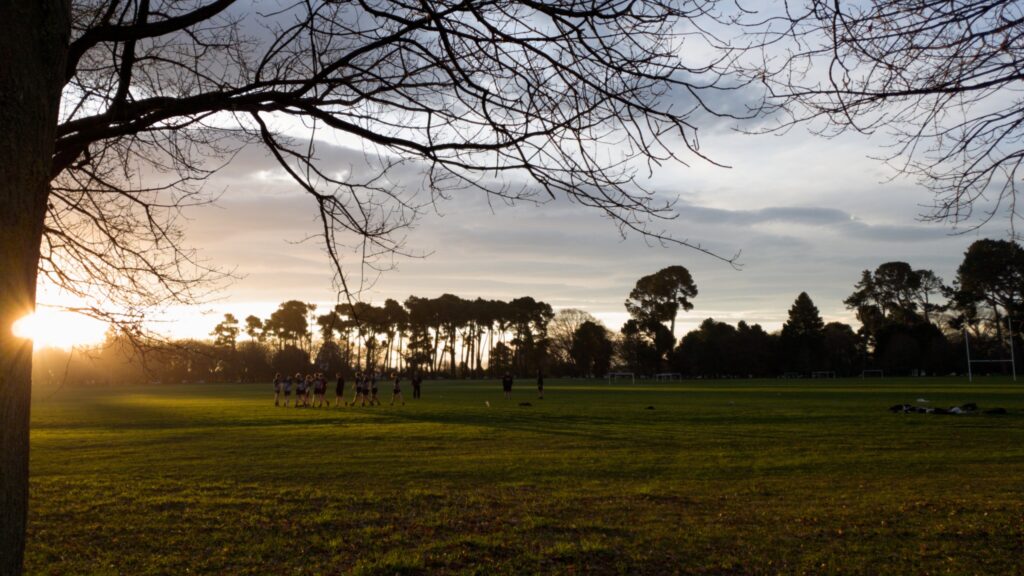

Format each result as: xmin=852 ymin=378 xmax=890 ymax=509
xmin=412 ymin=372 xmax=422 ymax=399
xmin=502 ymin=372 xmax=513 ymax=400
xmin=390 ymin=372 xmax=405 ymax=406
xmin=273 ymin=373 xmax=283 ymax=406
xmin=334 ymin=373 xmax=346 ymax=408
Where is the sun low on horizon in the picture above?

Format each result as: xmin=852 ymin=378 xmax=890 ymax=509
xmin=11 ymin=308 xmax=108 ymax=350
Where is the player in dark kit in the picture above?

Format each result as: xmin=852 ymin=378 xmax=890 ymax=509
xmin=352 ymin=372 xmax=365 ymax=407
xmin=313 ymin=373 xmax=326 ymax=407
xmin=334 ymin=373 xmax=345 ymax=408
xmin=369 ymin=374 xmax=380 ymax=406
xmin=282 ymin=375 xmax=293 ymax=407
xmin=411 ymin=372 xmax=422 ymax=399
xmin=390 ymin=372 xmax=405 ymax=406
xmin=502 ymin=372 xmax=513 ymax=400
xmin=294 ymin=373 xmax=306 ymax=408
xmin=537 ymin=369 xmax=544 ymax=400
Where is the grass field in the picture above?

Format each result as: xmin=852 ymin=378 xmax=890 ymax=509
xmin=24 ymin=378 xmax=1024 ymax=575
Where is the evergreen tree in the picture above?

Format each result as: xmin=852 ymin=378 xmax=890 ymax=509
xmin=781 ymin=292 xmax=825 ymax=374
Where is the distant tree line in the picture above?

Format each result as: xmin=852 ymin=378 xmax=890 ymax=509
xmin=622 ymin=239 xmax=1023 ymax=378
xmin=32 ymin=239 xmax=1024 ymax=385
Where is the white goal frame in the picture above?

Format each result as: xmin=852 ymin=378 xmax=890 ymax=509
xmin=860 ymin=369 xmax=884 ymax=378
xmin=964 ymin=319 xmax=1017 ymax=383
xmin=811 ymin=371 xmax=836 ymax=379
xmin=654 ymin=372 xmax=682 ymax=381
xmin=607 ymin=372 xmax=636 ymax=385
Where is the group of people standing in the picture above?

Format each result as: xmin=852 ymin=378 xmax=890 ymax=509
xmin=273 ymin=371 xmax=424 ymax=408
xmin=272 ymin=370 xmax=545 ymax=407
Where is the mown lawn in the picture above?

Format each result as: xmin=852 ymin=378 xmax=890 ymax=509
xmin=24 ymin=378 xmax=1024 ymax=575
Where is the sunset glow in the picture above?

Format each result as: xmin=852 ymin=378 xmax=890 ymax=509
xmin=11 ymin=309 xmax=108 ymax=349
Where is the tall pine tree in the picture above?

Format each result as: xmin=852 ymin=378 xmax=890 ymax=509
xmin=781 ymin=292 xmax=825 ymax=374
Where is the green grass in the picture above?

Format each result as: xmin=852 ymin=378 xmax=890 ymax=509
xmin=25 ymin=378 xmax=1024 ymax=575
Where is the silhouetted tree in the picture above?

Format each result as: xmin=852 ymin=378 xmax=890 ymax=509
xmin=244 ymin=316 xmax=265 ymax=343
xmin=780 ymin=292 xmax=825 ymax=374
xmin=732 ymin=321 xmax=779 ymax=378
xmin=822 ymin=322 xmax=860 ymax=377
xmin=313 ymin=341 xmax=345 ymax=376
xmin=618 ymin=319 xmax=660 ymax=376
xmin=950 ymin=239 xmax=1024 ymax=342
xmin=673 ymin=318 xmax=738 ymax=378
xmin=271 ymin=345 xmax=311 ymax=378
xmin=210 ymin=314 xmax=240 ymax=350
xmin=625 ymin=266 xmax=698 ymax=337
xmin=549 ymin=309 xmax=598 ymax=374
xmin=236 ymin=341 xmax=271 ymax=383
xmin=845 ymin=262 xmax=947 ymax=356
xmin=570 ymin=321 xmax=615 ymax=377
xmin=875 ymin=322 xmax=953 ymax=376
xmin=264 ymin=301 xmax=313 ymax=350
xmin=508 ymin=297 xmax=554 ymax=376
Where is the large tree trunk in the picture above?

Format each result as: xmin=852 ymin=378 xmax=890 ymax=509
xmin=449 ymin=331 xmax=457 ymax=378
xmin=0 ymin=2 xmax=68 ymax=575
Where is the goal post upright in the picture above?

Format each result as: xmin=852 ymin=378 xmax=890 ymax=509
xmin=1009 ymin=316 xmax=1017 ymax=382
xmin=965 ymin=327 xmax=973 ymax=383
xmin=963 ymin=317 xmax=1016 ymax=383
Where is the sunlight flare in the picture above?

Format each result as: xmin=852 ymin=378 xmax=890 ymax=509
xmin=11 ymin=309 xmax=107 ymax=349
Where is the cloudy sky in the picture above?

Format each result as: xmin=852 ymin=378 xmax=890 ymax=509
xmin=133 ymin=117 xmax=993 ymax=341
xmin=37 ymin=2 xmax=1008 ymax=344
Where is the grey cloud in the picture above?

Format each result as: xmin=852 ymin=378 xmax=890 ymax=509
xmin=671 ymin=201 xmax=950 ymax=244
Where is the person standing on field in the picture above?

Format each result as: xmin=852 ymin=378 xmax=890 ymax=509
xmin=353 ymin=372 xmax=367 ymax=407
xmin=412 ymin=371 xmax=422 ymax=399
xmin=536 ymin=369 xmax=544 ymax=400
xmin=273 ymin=372 xmax=283 ymax=406
xmin=295 ymin=373 xmax=307 ymax=408
xmin=334 ymin=373 xmax=345 ymax=407
xmin=502 ymin=372 xmax=513 ymax=400
xmin=369 ymin=372 xmax=381 ymax=406
xmin=390 ymin=372 xmax=405 ymax=406
xmin=313 ymin=373 xmax=326 ymax=407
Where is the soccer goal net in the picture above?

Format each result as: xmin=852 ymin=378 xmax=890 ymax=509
xmin=607 ymin=372 xmax=636 ymax=385
xmin=860 ymin=369 xmax=884 ymax=378
xmin=811 ymin=371 xmax=836 ymax=379
xmin=654 ymin=372 xmax=682 ymax=381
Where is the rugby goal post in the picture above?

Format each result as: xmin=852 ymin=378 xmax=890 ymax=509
xmin=811 ymin=371 xmax=836 ymax=379
xmin=654 ymin=372 xmax=682 ymax=381
xmin=964 ymin=319 xmax=1017 ymax=383
xmin=607 ymin=372 xmax=636 ymax=385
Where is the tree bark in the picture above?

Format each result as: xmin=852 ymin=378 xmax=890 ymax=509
xmin=0 ymin=2 xmax=68 ymax=574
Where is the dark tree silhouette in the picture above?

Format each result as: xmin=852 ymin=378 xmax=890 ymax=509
xmin=732 ymin=321 xmax=779 ymax=378
xmin=844 ymin=262 xmax=946 ymax=351
xmin=548 ymin=309 xmax=599 ymax=372
xmin=822 ymin=322 xmax=861 ymax=377
xmin=673 ymin=317 xmax=739 ymax=378
xmin=625 ymin=266 xmax=699 ymax=338
xmin=780 ymin=292 xmax=825 ymax=374
xmin=244 ymin=315 xmax=265 ymax=343
xmin=570 ymin=320 xmax=614 ymax=377
xmin=949 ymin=239 xmax=1024 ymax=343
xmin=210 ymin=313 xmax=239 ymax=350
xmin=264 ymin=301 xmax=313 ymax=350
